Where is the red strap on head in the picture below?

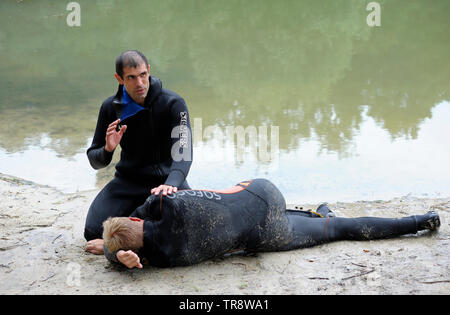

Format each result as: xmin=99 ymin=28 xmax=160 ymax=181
xmin=129 ymin=217 xmax=143 ymax=222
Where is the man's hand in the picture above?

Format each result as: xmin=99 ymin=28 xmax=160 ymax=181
xmin=151 ymin=185 xmax=178 ymax=196
xmin=105 ymin=119 xmax=127 ymax=152
xmin=117 ymin=250 xmax=143 ymax=269
xmin=85 ymin=239 xmax=104 ymax=255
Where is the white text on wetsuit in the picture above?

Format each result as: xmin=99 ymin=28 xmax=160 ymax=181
xmin=166 ymin=190 xmax=222 ymax=200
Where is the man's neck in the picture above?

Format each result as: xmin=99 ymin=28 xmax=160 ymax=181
xmin=132 ymin=96 xmax=145 ymax=106
xmin=129 ymin=94 xmax=145 ymax=106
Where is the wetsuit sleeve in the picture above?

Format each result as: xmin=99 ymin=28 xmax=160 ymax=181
xmin=86 ymin=101 xmax=115 ymax=169
xmin=130 ymin=196 xmax=163 ymax=221
xmin=103 ymin=245 xmax=121 ymax=264
xmin=164 ymin=98 xmax=193 ymax=188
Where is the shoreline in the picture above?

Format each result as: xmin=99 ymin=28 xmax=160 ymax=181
xmin=1 ymin=173 xmax=449 ymax=294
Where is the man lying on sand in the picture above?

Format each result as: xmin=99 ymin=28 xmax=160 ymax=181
xmin=85 ymin=178 xmax=440 ymax=269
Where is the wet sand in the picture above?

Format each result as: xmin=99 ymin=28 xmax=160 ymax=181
xmin=1 ymin=173 xmax=449 ymax=295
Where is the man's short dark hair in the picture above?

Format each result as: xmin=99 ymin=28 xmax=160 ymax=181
xmin=115 ymin=50 xmax=149 ymax=78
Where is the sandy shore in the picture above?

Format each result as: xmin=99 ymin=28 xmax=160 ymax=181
xmin=0 ymin=172 xmax=449 ymax=295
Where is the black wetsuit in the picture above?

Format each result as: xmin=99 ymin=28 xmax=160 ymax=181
xmin=84 ymin=76 xmax=192 ymax=241
xmin=105 ymin=178 xmax=439 ymax=268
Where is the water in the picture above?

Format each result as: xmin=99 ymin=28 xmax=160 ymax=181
xmin=1 ymin=0 xmax=449 ymax=203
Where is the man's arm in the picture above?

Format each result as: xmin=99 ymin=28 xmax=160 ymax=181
xmin=87 ymin=101 xmax=121 ymax=169
xmin=117 ymin=250 xmax=143 ymax=269
xmin=165 ymin=98 xmax=193 ymax=187
xmin=151 ymin=97 xmax=193 ymax=196
xmin=103 ymin=245 xmax=142 ymax=269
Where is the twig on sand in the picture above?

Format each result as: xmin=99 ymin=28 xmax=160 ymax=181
xmin=351 ymin=262 xmax=368 ymax=268
xmin=419 ymin=280 xmax=450 ymax=284
xmin=52 ymin=234 xmax=62 ymax=244
xmin=342 ymin=268 xmax=376 ymax=281
xmin=0 ymin=242 xmax=28 ymax=251
xmin=42 ymin=273 xmax=56 ymax=282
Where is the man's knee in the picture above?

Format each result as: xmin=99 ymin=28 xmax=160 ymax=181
xmin=84 ymin=225 xmax=102 ymax=241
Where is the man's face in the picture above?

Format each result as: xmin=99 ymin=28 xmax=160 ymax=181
xmin=115 ymin=63 xmax=150 ymax=105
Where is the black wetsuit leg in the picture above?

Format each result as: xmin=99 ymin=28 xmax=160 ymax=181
xmin=244 ymin=179 xmax=422 ymax=252
xmin=84 ymin=175 xmax=190 ymax=240
xmin=279 ymin=214 xmax=419 ymax=251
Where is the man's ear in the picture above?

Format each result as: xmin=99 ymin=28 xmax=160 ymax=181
xmin=114 ymin=73 xmax=124 ymax=85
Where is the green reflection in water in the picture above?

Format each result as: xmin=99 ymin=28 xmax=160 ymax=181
xmin=0 ymin=0 xmax=449 ymax=194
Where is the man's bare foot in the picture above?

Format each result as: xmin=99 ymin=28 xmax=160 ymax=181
xmin=85 ymin=239 xmax=104 ymax=255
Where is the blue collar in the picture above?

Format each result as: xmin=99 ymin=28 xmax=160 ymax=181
xmin=120 ymin=86 xmax=145 ymax=121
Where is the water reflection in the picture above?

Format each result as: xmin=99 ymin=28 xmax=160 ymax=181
xmin=190 ymin=101 xmax=450 ymax=203
xmin=0 ymin=0 xmax=449 ymax=200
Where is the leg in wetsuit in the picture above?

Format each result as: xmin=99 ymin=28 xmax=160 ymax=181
xmin=241 ymin=179 xmax=439 ymax=252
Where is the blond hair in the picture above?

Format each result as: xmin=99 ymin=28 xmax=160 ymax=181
xmin=102 ymin=217 xmax=141 ymax=253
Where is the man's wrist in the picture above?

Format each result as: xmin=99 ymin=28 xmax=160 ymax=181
xmin=104 ymin=144 xmax=115 ymax=153
xmin=103 ymin=245 xmax=121 ymax=264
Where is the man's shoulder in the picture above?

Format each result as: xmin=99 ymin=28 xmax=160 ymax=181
xmin=98 ymin=95 xmax=118 ymax=113
xmin=96 ymin=95 xmax=119 ymax=119
xmin=160 ymin=87 xmax=185 ymax=104
xmin=101 ymin=95 xmax=116 ymax=107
